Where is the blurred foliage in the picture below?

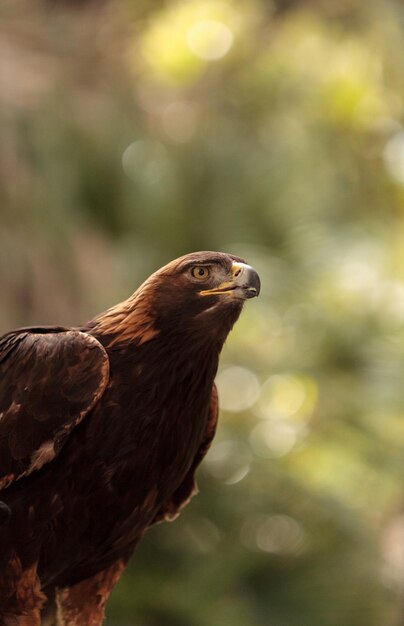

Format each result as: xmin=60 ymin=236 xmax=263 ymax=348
xmin=2 ymin=0 xmax=404 ymax=624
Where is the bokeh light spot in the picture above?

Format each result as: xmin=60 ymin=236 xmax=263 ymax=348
xmin=249 ymin=420 xmax=298 ymax=458
xmin=383 ymin=131 xmax=404 ymax=185
xmin=186 ymin=19 xmax=233 ymax=61
xmin=122 ymin=140 xmax=168 ymax=184
xmin=256 ymin=374 xmax=307 ymax=421
xmin=256 ymin=515 xmax=306 ymax=554
xmin=216 ymin=366 xmax=260 ymax=413
xmin=241 ymin=514 xmax=307 ymax=555
xmin=205 ymin=439 xmax=251 ymax=484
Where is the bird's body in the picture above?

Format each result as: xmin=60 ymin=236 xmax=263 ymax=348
xmin=0 ymin=252 xmax=260 ymax=626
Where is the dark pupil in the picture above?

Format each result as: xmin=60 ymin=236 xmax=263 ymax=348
xmin=198 ymin=268 xmax=205 ymax=276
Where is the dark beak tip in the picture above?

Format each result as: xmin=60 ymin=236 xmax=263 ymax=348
xmin=247 ymin=268 xmax=261 ymax=297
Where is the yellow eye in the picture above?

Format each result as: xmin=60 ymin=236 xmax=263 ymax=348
xmin=191 ymin=266 xmax=210 ymax=280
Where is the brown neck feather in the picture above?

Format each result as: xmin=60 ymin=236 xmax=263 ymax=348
xmin=87 ymin=280 xmax=159 ymax=348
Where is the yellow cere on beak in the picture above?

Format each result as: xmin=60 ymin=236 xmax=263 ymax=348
xmin=200 ymin=262 xmax=257 ymax=297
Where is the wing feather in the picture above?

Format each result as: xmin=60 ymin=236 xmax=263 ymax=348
xmin=0 ymin=327 xmax=109 ymax=488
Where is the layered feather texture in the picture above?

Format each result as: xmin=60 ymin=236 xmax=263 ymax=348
xmin=0 ymin=251 xmax=259 ymax=625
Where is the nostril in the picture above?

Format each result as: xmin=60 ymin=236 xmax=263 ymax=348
xmin=234 ymin=269 xmax=241 ymax=277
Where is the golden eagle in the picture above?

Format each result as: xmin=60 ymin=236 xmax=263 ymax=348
xmin=0 ymin=251 xmax=260 ymax=626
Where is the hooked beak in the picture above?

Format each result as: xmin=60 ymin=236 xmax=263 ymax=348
xmin=200 ymin=262 xmax=261 ymax=300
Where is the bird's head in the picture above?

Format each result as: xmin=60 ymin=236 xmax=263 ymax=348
xmin=148 ymin=251 xmax=260 ymax=331
xmin=92 ymin=251 xmax=260 ymax=348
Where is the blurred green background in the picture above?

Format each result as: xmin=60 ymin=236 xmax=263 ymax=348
xmin=2 ymin=0 xmax=404 ymax=624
